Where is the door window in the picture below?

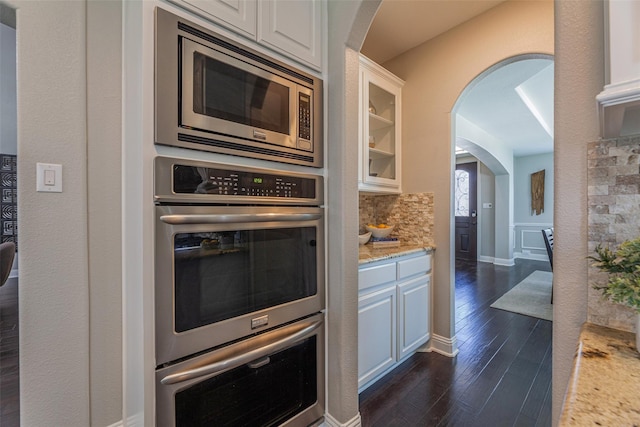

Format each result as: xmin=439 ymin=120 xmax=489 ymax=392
xmin=455 ymin=169 xmax=470 ymax=217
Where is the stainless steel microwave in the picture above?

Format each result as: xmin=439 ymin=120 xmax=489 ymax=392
xmin=155 ymin=8 xmax=323 ymax=168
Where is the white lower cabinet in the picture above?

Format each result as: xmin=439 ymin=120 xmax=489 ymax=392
xmin=358 ymin=285 xmax=397 ymax=389
xmin=397 ymin=275 xmax=430 ymax=360
xmin=358 ymin=252 xmax=432 ymax=392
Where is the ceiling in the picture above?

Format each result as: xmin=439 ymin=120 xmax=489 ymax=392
xmin=361 ymin=0 xmax=554 ymax=158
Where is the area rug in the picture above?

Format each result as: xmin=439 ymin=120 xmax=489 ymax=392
xmin=490 ymin=270 xmax=553 ymax=321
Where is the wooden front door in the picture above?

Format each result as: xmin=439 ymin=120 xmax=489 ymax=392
xmin=455 ymin=162 xmax=478 ymax=260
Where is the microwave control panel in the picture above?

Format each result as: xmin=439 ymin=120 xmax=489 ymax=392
xmin=172 ymin=164 xmax=317 ymax=199
xmin=298 ymin=92 xmax=312 ymax=143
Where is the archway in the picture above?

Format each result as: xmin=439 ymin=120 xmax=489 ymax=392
xmin=452 ymin=54 xmax=554 ymax=268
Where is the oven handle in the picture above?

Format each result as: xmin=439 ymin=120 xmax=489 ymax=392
xmin=160 ymin=319 xmax=322 ymax=385
xmin=159 ymin=213 xmax=322 ymax=225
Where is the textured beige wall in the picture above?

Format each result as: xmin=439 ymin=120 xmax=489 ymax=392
xmin=382 ymin=0 xmax=553 ymax=343
xmin=553 ymin=1 xmax=604 ymax=424
xmin=10 ymin=1 xmax=91 ymax=425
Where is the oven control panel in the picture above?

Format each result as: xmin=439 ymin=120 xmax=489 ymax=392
xmin=154 ymin=157 xmax=323 ymax=205
xmin=173 ymin=165 xmax=316 ymax=199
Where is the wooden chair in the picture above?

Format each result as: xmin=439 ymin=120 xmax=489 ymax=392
xmin=541 ymin=228 xmax=553 ymax=303
xmin=541 ymin=228 xmax=553 ymax=270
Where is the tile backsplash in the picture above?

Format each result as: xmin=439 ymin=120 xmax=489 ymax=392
xmin=587 ymin=134 xmax=640 ymax=332
xmin=359 ymin=192 xmax=434 ymax=247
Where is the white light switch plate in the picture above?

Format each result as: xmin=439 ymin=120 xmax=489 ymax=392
xmin=36 ymin=163 xmax=62 ymax=193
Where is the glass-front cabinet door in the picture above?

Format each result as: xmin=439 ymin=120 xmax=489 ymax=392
xmin=359 ymin=54 xmax=404 ymax=194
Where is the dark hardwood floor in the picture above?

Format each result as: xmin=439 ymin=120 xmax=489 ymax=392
xmin=359 ymin=258 xmax=552 ymax=427
xmin=0 ymin=260 xmax=552 ymax=427
xmin=0 ymin=277 xmax=19 ymax=427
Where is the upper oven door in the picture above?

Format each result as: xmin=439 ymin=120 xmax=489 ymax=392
xmin=155 ymin=205 xmax=325 ymax=365
xmin=181 ymin=37 xmax=303 ymax=150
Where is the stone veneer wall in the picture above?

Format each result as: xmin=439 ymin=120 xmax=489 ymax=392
xmin=587 ymin=134 xmax=640 ymax=332
xmin=359 ymin=192 xmax=435 ymax=247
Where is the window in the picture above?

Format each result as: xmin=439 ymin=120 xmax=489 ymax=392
xmin=455 ymin=169 xmax=469 ymax=217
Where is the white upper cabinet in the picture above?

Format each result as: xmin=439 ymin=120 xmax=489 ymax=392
xmin=359 ymin=54 xmax=404 ymax=194
xmin=597 ymin=0 xmax=640 ymax=138
xmin=258 ymin=0 xmax=323 ymax=70
xmin=173 ymin=0 xmax=323 ymax=70
xmin=175 ymin=0 xmax=258 ymax=38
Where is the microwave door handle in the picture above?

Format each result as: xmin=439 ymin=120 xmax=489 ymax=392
xmin=159 ymin=212 xmax=322 ymax=225
xmin=160 ymin=319 xmax=322 ymax=385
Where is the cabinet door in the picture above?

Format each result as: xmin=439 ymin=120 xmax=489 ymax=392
xmin=258 ymin=0 xmax=322 ymax=70
xmin=397 ymin=275 xmax=430 ymax=360
xmin=359 ymin=55 xmax=403 ymax=194
xmin=176 ymin=0 xmax=257 ymax=38
xmin=358 ymin=286 xmax=396 ymax=390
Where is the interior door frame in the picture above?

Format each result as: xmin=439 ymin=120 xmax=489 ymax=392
xmin=454 ymin=160 xmax=478 ymax=261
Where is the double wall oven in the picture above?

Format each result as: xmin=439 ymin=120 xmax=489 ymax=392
xmin=154 ymin=156 xmax=325 ymax=426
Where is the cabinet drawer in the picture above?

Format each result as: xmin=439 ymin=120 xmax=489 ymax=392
xmin=359 ymin=263 xmax=396 ymax=292
xmin=397 ymin=254 xmax=430 ymax=280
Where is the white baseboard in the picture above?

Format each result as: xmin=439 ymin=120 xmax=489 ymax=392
xmin=428 ymin=334 xmax=459 ymax=357
xmin=480 ymin=256 xmax=553 ymax=265
xmin=493 ymin=257 xmax=515 ymax=266
xmin=478 ymin=256 xmax=518 ymax=266
xmin=514 ymin=252 xmax=548 ymax=262
xmin=514 ymin=222 xmax=554 ymax=228
xmin=323 ymin=412 xmax=362 ymax=427
xmin=107 ymin=421 xmax=124 ymax=427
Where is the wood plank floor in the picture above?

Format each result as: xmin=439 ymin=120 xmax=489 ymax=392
xmin=0 ymin=277 xmax=19 ymax=427
xmin=0 ymin=260 xmax=552 ymax=427
xmin=359 ymin=258 xmax=552 ymax=427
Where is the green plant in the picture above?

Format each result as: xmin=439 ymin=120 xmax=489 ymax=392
xmin=589 ymin=237 xmax=640 ymax=313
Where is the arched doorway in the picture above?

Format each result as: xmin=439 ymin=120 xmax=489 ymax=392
xmin=452 ymin=55 xmax=554 ymax=269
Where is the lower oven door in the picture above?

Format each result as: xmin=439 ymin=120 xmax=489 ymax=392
xmin=156 ymin=313 xmax=325 ymax=427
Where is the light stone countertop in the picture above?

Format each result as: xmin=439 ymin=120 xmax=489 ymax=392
xmin=560 ymin=322 xmax=640 ymax=426
xmin=358 ymin=243 xmax=435 ymax=266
